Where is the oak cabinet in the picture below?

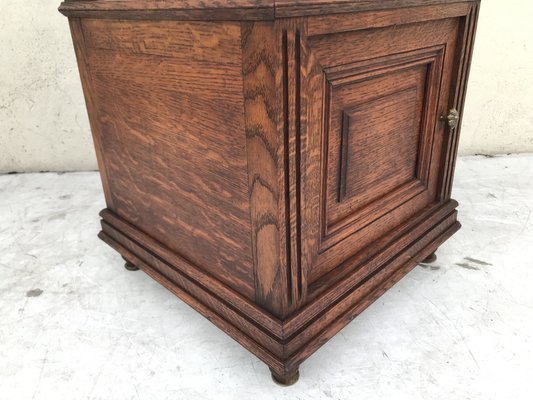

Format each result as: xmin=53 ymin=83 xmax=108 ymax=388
xmin=60 ymin=0 xmax=480 ymax=385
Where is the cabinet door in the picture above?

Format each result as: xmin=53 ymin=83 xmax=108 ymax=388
xmin=297 ymin=7 xmax=472 ymax=286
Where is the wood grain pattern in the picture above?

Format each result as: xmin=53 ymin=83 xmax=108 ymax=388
xmin=82 ymin=19 xmax=256 ymax=299
xmin=275 ymin=0 xmax=477 ymax=17
xmin=241 ymin=22 xmax=290 ymax=317
xmin=440 ymin=2 xmax=480 ymax=199
xmin=68 ymin=18 xmax=115 ymax=209
xmin=300 ymin=17 xmax=459 ymax=282
xmin=307 ymin=2 xmax=471 ymax=36
xmin=283 ymin=218 xmax=461 ymax=371
xmin=59 ymin=0 xmax=477 ymax=20
xmin=59 ymin=0 xmax=275 ymax=20
xmin=280 ymin=19 xmax=306 ymax=310
xmin=320 ymin=46 xmax=445 ymax=249
xmin=338 ymin=87 xmax=421 ymax=202
xmin=62 ymin=0 xmax=480 ymax=384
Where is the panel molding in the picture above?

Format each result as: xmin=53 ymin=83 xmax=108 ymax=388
xmin=319 ymin=45 xmax=446 ymax=251
xmin=242 ymin=21 xmax=310 ymax=317
xmin=440 ymin=2 xmax=480 ymax=199
xmin=97 ymin=202 xmax=461 ymax=376
xmin=337 ymin=85 xmax=420 ymax=203
xmin=281 ymin=22 xmax=306 ymax=309
xmin=338 ymin=109 xmax=350 ymax=201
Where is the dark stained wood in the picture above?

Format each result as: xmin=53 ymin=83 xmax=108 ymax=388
xmin=99 ymin=208 xmax=285 ymax=337
xmin=58 ymin=0 xmax=473 ymax=21
xmin=325 ymin=61 xmax=431 ymax=228
xmin=100 ymin=220 xmax=285 ymax=357
xmin=59 ymin=0 xmax=276 ymax=20
xmin=440 ymin=2 xmax=481 ymax=199
xmin=61 ymin=0 xmax=481 ymax=384
xmin=302 ymin=16 xmax=460 ymax=282
xmin=306 ymin=2 xmax=471 ymax=36
xmin=68 ymin=18 xmax=115 ymax=209
xmin=284 ymin=218 xmax=461 ymax=372
xmin=278 ymin=18 xmax=310 ymax=312
xmin=81 ymin=18 xmax=257 ymax=300
xmin=241 ymin=21 xmax=290 ymax=317
xmin=275 ymin=0 xmax=473 ymax=17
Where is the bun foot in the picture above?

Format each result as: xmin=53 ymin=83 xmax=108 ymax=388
xmin=270 ymin=368 xmax=299 ymax=386
xmin=421 ymin=252 xmax=437 ymax=264
xmin=123 ymin=256 xmax=139 ymax=271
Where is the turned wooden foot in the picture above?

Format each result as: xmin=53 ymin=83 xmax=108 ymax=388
xmin=421 ymin=252 xmax=437 ymax=264
xmin=270 ymin=368 xmax=300 ymax=386
xmin=123 ymin=256 xmax=139 ymax=271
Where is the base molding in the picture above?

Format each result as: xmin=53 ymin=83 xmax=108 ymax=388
xmin=98 ymin=202 xmax=460 ymax=376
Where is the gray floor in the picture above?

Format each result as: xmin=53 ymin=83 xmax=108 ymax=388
xmin=1 ymin=154 xmax=532 ymax=400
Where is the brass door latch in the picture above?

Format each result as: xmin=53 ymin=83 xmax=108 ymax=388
xmin=441 ymin=108 xmax=460 ymax=129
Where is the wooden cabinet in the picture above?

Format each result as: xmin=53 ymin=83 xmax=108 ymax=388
xmin=60 ymin=0 xmax=480 ymax=385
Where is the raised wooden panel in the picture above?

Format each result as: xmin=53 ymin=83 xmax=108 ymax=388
xmin=80 ymin=19 xmax=256 ymax=299
xmin=321 ymin=46 xmax=445 ymax=248
xmin=302 ymin=18 xmax=460 ymax=282
xmin=338 ymin=87 xmax=420 ymax=203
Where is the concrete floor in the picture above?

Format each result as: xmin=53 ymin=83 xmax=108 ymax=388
xmin=0 ymin=154 xmax=532 ymax=400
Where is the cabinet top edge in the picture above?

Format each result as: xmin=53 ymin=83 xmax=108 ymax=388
xmin=58 ymin=0 xmax=276 ymax=20
xmin=276 ymin=0 xmax=479 ymax=18
xmin=58 ymin=0 xmax=480 ymax=21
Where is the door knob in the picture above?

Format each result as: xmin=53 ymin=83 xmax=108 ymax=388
xmin=443 ymin=108 xmax=460 ymax=129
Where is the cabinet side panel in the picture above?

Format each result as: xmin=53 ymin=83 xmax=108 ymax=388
xmin=79 ymin=19 xmax=256 ymax=299
xmin=68 ymin=18 xmax=115 ymax=208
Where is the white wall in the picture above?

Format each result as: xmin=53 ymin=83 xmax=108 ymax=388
xmin=460 ymin=0 xmax=533 ymax=155
xmin=1 ymin=0 xmax=532 ymax=173
xmin=0 ymin=0 xmax=95 ymax=172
